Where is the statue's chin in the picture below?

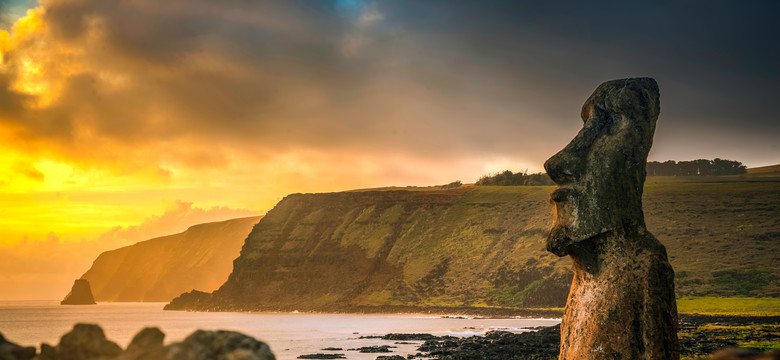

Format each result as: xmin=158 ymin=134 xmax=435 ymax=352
xmin=546 ymin=228 xmax=572 ymax=257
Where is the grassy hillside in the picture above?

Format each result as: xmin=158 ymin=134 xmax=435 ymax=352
xmin=81 ymin=216 xmax=261 ymax=302
xmin=167 ymin=178 xmax=779 ymax=312
xmin=747 ymin=164 xmax=780 ymax=176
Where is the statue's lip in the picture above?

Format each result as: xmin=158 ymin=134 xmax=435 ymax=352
xmin=550 ymin=187 xmax=576 ymax=202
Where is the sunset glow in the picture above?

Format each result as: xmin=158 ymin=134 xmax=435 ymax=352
xmin=0 ymin=0 xmax=777 ymax=300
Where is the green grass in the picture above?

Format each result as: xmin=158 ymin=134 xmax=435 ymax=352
xmin=677 ymin=297 xmax=780 ymax=315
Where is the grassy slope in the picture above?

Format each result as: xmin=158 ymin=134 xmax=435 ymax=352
xmin=676 ymin=297 xmax=780 ymax=316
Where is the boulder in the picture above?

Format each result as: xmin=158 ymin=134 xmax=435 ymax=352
xmin=165 ymin=330 xmax=275 ymax=360
xmin=119 ymin=327 xmax=166 ymax=360
xmin=0 ymin=332 xmax=36 ymax=360
xmin=61 ymin=280 xmax=96 ymax=305
xmin=38 ymin=323 xmax=122 ymax=360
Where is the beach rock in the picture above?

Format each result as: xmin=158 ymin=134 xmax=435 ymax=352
xmin=381 ymin=334 xmax=437 ymax=341
xmin=38 ymin=323 xmax=122 ymax=360
xmin=348 ymin=346 xmax=393 ymax=353
xmin=0 ymin=332 xmax=36 ymax=360
xmin=416 ymin=325 xmax=560 ymax=359
xmin=375 ymin=356 xmax=405 ymax=360
xmin=544 ymin=77 xmax=679 ymax=358
xmin=60 ymin=280 xmax=96 ymax=305
xmin=297 ymin=354 xmax=346 ymax=359
xmin=166 ymin=330 xmax=274 ymax=360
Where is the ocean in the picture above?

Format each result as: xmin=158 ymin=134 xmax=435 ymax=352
xmin=0 ymin=301 xmax=560 ymax=360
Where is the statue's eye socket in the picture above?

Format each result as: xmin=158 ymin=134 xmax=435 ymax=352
xmin=606 ymin=114 xmax=626 ymax=135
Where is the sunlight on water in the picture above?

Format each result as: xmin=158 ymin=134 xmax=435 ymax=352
xmin=0 ymin=301 xmax=560 ymax=360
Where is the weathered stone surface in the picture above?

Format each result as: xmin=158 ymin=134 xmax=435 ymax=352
xmin=0 ymin=332 xmax=36 ymax=360
xmin=61 ymin=279 xmax=97 ymax=305
xmin=166 ymin=330 xmax=275 ymax=360
xmin=38 ymin=323 xmax=122 ymax=360
xmin=544 ymin=78 xmax=679 ymax=359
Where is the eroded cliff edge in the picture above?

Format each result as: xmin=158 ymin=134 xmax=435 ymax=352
xmin=166 ymin=182 xmax=779 ymax=312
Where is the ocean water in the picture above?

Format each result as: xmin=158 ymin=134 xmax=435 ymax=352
xmin=0 ymin=301 xmax=560 ymax=360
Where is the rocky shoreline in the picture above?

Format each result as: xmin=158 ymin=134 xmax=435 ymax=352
xmin=295 ymin=314 xmax=779 ymax=360
xmin=2 ymin=315 xmax=777 ymax=360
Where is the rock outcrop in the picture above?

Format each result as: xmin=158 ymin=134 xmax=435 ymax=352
xmin=5 ymin=324 xmax=275 ymax=360
xmin=61 ymin=279 xmax=96 ymax=305
xmin=79 ymin=216 xmax=261 ymax=302
xmin=544 ymin=78 xmax=679 ymax=358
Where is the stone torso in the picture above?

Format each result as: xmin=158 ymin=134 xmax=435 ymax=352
xmin=560 ymin=231 xmax=678 ymax=359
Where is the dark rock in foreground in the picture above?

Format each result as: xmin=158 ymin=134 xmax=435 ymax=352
xmin=348 ymin=345 xmax=394 ymax=353
xmin=167 ymin=330 xmax=274 ymax=360
xmin=297 ymin=354 xmax=346 ymax=359
xmin=381 ymin=333 xmax=438 ymax=341
xmin=376 ymin=356 xmax=405 ymax=360
xmin=1 ymin=323 xmax=274 ymax=360
xmin=0 ymin=332 xmax=36 ymax=360
xmin=61 ymin=279 xmax=96 ymax=305
xmin=416 ymin=325 xmax=560 ymax=360
xmin=39 ymin=324 xmax=122 ymax=360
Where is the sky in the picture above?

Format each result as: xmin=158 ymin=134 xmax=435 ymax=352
xmin=0 ymin=0 xmax=778 ymax=299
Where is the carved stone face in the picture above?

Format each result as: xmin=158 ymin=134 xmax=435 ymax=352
xmin=544 ymin=78 xmax=660 ymax=256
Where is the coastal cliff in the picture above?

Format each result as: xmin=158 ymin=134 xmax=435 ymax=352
xmin=80 ymin=216 xmax=261 ymax=302
xmin=166 ymin=180 xmax=779 ymax=312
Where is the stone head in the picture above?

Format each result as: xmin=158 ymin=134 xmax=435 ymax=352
xmin=544 ymin=78 xmax=660 ymax=256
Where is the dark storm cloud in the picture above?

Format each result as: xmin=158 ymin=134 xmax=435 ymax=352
xmin=1 ymin=0 xmax=778 ymax=170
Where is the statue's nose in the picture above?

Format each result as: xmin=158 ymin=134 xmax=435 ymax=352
xmin=544 ymin=147 xmax=583 ymax=185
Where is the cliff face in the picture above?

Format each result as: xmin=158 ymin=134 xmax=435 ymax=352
xmin=81 ymin=216 xmax=261 ymax=302
xmin=167 ymin=181 xmax=780 ymax=312
xmin=167 ymin=186 xmax=576 ymax=311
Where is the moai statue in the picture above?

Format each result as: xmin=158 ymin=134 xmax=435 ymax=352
xmin=544 ymin=78 xmax=679 ymax=359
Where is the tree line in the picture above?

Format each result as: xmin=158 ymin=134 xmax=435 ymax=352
xmin=475 ymin=170 xmax=555 ymax=186
xmin=646 ymin=158 xmax=746 ymax=176
xmin=476 ymin=158 xmax=747 ymax=186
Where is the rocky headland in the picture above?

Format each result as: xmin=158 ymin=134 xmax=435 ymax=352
xmin=79 ymin=216 xmax=261 ymax=302
xmin=0 ymin=323 xmax=274 ymax=360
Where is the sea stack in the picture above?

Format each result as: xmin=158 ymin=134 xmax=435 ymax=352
xmin=544 ymin=78 xmax=679 ymax=359
xmin=61 ymin=279 xmax=96 ymax=305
